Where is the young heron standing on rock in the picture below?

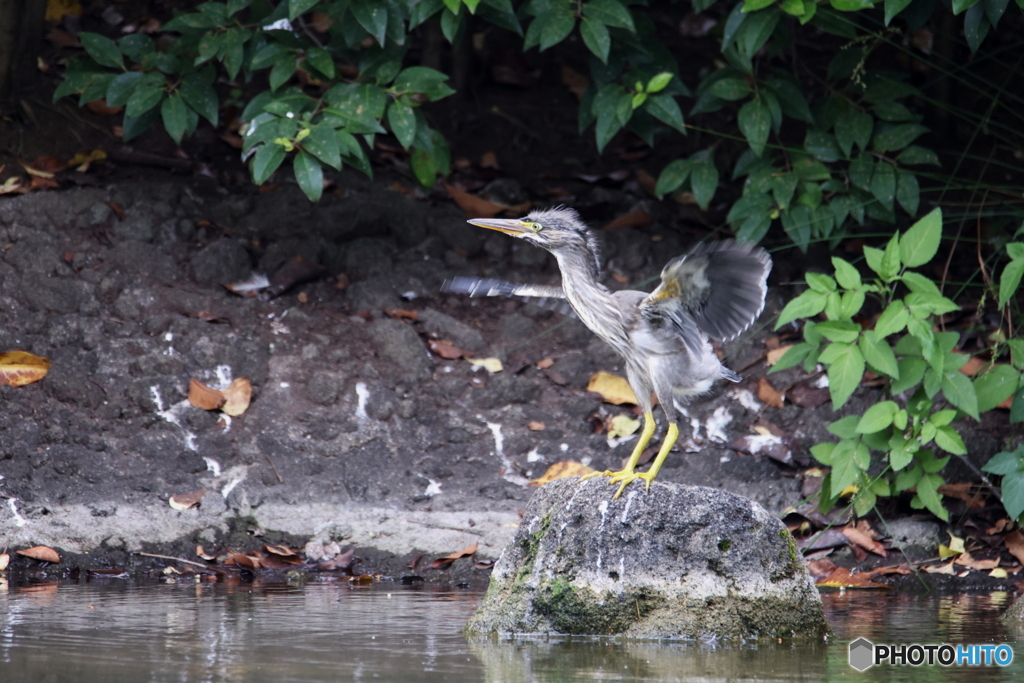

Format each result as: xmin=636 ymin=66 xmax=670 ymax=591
xmin=448 ymin=207 xmax=771 ymax=498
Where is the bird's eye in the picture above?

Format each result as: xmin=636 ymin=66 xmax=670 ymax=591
xmin=524 ymin=222 xmax=542 ymax=232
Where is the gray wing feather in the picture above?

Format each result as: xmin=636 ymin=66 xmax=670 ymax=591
xmin=441 ymin=277 xmax=575 ymax=316
xmin=641 ymin=240 xmax=771 ymax=351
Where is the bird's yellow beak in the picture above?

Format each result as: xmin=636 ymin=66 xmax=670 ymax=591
xmin=467 ymin=218 xmax=532 ymax=236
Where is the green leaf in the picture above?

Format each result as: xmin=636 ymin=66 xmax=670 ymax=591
xmin=180 ymin=74 xmax=219 ymax=126
xmin=352 ymin=0 xmax=389 ymax=45
xmin=848 ymin=153 xmax=873 ymax=192
xmin=643 ymin=94 xmax=686 ymax=134
xmin=896 ymin=169 xmax=920 ymax=217
xmin=293 ymin=150 xmax=324 ymax=201
xmin=710 ymin=78 xmax=752 ymax=101
xmin=860 ymin=330 xmax=900 ymax=378
xmin=817 ymin=321 xmax=860 ymax=343
xmin=305 ymin=47 xmax=335 ymax=79
xmin=655 ymin=159 xmax=692 ymax=196
xmin=1002 ymin=472 xmax=1024 ymax=521
xmin=880 ymin=232 xmax=902 ymax=281
xmin=940 ymin=370 xmax=980 ymax=419
xmin=580 ymin=17 xmax=610 ymax=63
xmin=160 ymin=91 xmax=188 ymax=144
xmin=963 ymin=3 xmax=990 ymax=52
xmin=537 ymin=6 xmax=575 ymax=50
xmin=890 ymin=445 xmax=914 ymax=471
xmin=584 ymin=0 xmax=635 ymax=31
xmin=121 ymin=107 xmax=161 ymax=142
xmin=735 ymin=8 xmax=780 ymax=62
xmin=776 ymin=289 xmax=829 ymax=327
xmin=895 ymin=464 xmax=922 ymax=491
xmin=738 ymin=99 xmax=771 ymax=157
xmin=743 ymin=0 xmax=777 ymax=9
xmin=830 ymin=0 xmax=873 ymax=9
xmin=289 ymin=0 xmax=321 ymax=19
xmin=825 ymin=343 xmax=865 ymax=408
xmin=125 ymin=85 xmax=164 ymax=119
xmin=974 ymin=364 xmax=1019 ymax=413
xmin=269 ymin=53 xmax=297 ymax=91
xmin=79 ymin=32 xmax=125 ymax=70
xmin=857 ymin=400 xmax=899 ymax=433
xmin=827 ymin=416 xmax=861 ymax=439
xmin=387 ymin=100 xmax=417 ymax=149
xmin=768 ymin=342 xmax=814 ymax=373
xmin=899 ymin=207 xmax=942 ymax=268
xmin=873 ymin=124 xmax=929 ymax=153
xmin=252 ymin=141 xmax=286 ymax=184
xmin=898 ymin=146 xmax=940 ymax=167
xmin=983 ymin=449 xmax=1024 ymax=475
xmin=999 ymin=259 xmax=1024 ymax=308
xmin=811 ymin=442 xmax=836 ymax=466
xmin=829 ymin=440 xmax=865 ymax=492
xmin=690 ymin=158 xmax=719 ymax=211
xmin=647 ymin=73 xmax=673 ymax=94
xmin=831 ymin=257 xmax=861 ymax=290
xmin=870 ymin=162 xmax=896 ymax=213
xmin=884 ymin=0 xmax=913 ymax=23
xmin=106 ymin=71 xmax=144 ymax=107
xmin=934 ymin=426 xmax=967 ymax=455
xmin=302 ymin=124 xmax=342 ymax=170
xmin=914 ymin=473 xmax=949 ymax=520
xmin=410 ymin=146 xmax=438 ymax=187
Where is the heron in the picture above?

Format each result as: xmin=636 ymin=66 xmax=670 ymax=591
xmin=445 ymin=207 xmax=771 ymax=498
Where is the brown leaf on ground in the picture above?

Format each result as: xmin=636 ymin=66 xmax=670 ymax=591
xmin=954 ymin=551 xmax=1000 ymax=570
xmin=195 ymin=545 xmax=216 ymax=561
xmin=318 ymin=548 xmax=357 ymax=571
xmin=766 ymin=345 xmax=793 ymax=366
xmin=475 ymin=559 xmax=495 ymax=569
xmin=958 ymin=355 xmax=986 ymax=376
xmin=587 ymin=371 xmax=639 ymax=405
xmin=30 ymin=176 xmax=60 ymax=190
xmin=480 ymin=151 xmax=500 ymax=169
xmin=428 ymin=339 xmax=467 ymax=359
xmin=0 ymin=553 xmax=9 ymax=570
xmin=17 ymin=546 xmax=61 ymax=563
xmin=602 ymin=210 xmax=652 ymax=231
xmin=806 ymin=558 xmax=837 ymax=579
xmin=266 ymin=255 xmax=327 ymax=297
xmin=528 ymin=421 xmax=546 ymax=431
xmin=46 ymin=27 xmax=81 ymax=47
xmin=24 ymin=155 xmax=66 ymax=176
xmin=987 ymin=518 xmax=1012 ymax=534
xmin=0 ymin=351 xmax=51 ymax=386
xmin=188 ymin=379 xmax=225 ymax=410
xmin=842 ymin=526 xmax=887 ymax=556
xmin=221 ymin=377 xmax=252 ymax=416
xmin=788 ymin=381 xmax=831 ymax=409
xmin=105 ymin=201 xmax=126 ymax=221
xmin=85 ymin=99 xmax=122 ymax=115
xmin=937 ymin=482 xmax=987 ymax=509
xmin=560 ymin=65 xmax=590 ymax=99
xmin=408 ymin=554 xmax=422 ymax=570
xmin=226 ymin=552 xmax=260 ymax=569
xmin=861 ymin=563 xmax=913 ymax=578
xmin=757 ymin=377 xmax=785 ymax=408
xmin=444 ymin=183 xmax=503 ymax=218
xmin=68 ymin=149 xmax=107 ymax=172
xmin=349 ymin=574 xmax=374 ymax=585
xmin=264 ymin=544 xmax=297 ymax=557
xmin=922 ymin=561 xmax=957 ymax=574
xmin=529 ymin=461 xmax=596 ymax=487
xmin=0 ymin=177 xmax=30 ymax=195
xmin=384 ymin=308 xmax=418 ymax=321
xmin=1003 ymin=531 xmax=1024 ymax=565
xmin=815 ymin=567 xmax=889 ymax=589
xmin=535 ymin=357 xmax=555 ymax=369
xmin=429 ymin=542 xmax=478 ymax=569
xmin=635 ymin=169 xmax=658 ymax=196
xmin=169 ymin=488 xmax=207 ymax=511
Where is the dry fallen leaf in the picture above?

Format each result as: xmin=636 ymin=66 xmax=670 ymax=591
xmin=480 ymin=151 xmax=500 ymax=169
xmin=757 ymin=377 xmax=785 ymax=408
xmin=169 ymin=488 xmax=207 ymax=510
xmin=1003 ymin=530 xmax=1024 ymax=565
xmin=221 ymin=377 xmax=252 ymax=416
xmin=603 ymin=210 xmax=652 ymax=232
xmin=922 ymin=561 xmax=957 ymax=574
xmin=958 ymin=355 xmax=986 ymax=376
xmin=954 ymin=551 xmax=999 ymax=570
xmin=528 ymin=421 xmax=546 ymax=431
xmin=468 ymin=357 xmax=503 ymax=373
xmin=444 ymin=183 xmax=503 ymax=218
xmin=529 ymin=461 xmax=596 ymax=486
xmin=587 ymin=371 xmax=639 ymax=405
xmin=990 ymin=567 xmax=1009 ymax=578
xmin=67 ymin=148 xmax=107 ymax=172
xmin=607 ymin=414 xmax=640 ymax=439
xmin=429 ymin=542 xmax=478 ymax=569
xmin=227 ymin=551 xmax=260 ymax=569
xmin=188 ymin=378 xmax=225 ymax=410
xmin=196 ymin=545 xmax=216 ymax=561
xmin=536 ymin=357 xmax=555 ymax=369
xmin=0 ymin=553 xmax=9 ymax=570
xmin=384 ymin=308 xmax=418 ymax=321
xmin=560 ymin=65 xmax=590 ymax=99
xmin=17 ymin=546 xmax=60 ymax=563
xmin=223 ymin=272 xmax=270 ymax=297
xmin=815 ymin=567 xmax=889 ymax=589
xmin=987 ymin=518 xmax=1012 ymax=534
xmin=428 ymin=339 xmax=467 ymax=359
xmin=937 ymin=482 xmax=986 ymax=509
xmin=0 ymin=351 xmax=51 ymax=386
xmin=766 ymin=345 xmax=793 ymax=366
xmin=841 ymin=526 xmax=886 ymax=557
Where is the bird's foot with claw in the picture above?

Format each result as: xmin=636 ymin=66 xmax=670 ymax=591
xmin=581 ymin=468 xmax=652 ymax=499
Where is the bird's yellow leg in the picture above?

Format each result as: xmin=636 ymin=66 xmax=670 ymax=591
xmin=610 ymin=422 xmax=679 ymax=499
xmin=580 ymin=411 xmax=656 ymax=482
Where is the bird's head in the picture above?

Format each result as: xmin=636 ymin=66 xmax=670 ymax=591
xmin=467 ymin=207 xmax=600 ymax=262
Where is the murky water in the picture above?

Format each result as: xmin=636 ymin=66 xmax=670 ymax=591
xmin=0 ymin=577 xmax=1021 ymax=682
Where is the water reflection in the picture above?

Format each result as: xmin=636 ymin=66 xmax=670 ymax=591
xmin=0 ymin=578 xmax=1021 ymax=682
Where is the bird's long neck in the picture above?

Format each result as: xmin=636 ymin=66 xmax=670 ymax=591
xmin=553 ymin=248 xmax=629 ymax=349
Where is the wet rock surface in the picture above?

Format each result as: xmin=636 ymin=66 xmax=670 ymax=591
xmin=466 ymin=478 xmax=831 ymax=639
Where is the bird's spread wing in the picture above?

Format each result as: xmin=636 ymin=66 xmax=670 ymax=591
xmin=441 ymin=277 xmax=575 ymax=316
xmin=640 ymin=240 xmax=771 ymax=352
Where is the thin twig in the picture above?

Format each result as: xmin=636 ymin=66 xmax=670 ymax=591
xmin=265 ymin=454 xmax=284 ymax=484
xmin=407 ymin=520 xmax=485 ymax=536
xmin=135 ymin=551 xmax=212 ymax=569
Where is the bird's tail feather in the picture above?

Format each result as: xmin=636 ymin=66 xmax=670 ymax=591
xmin=441 ymin=277 xmax=575 ymax=317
